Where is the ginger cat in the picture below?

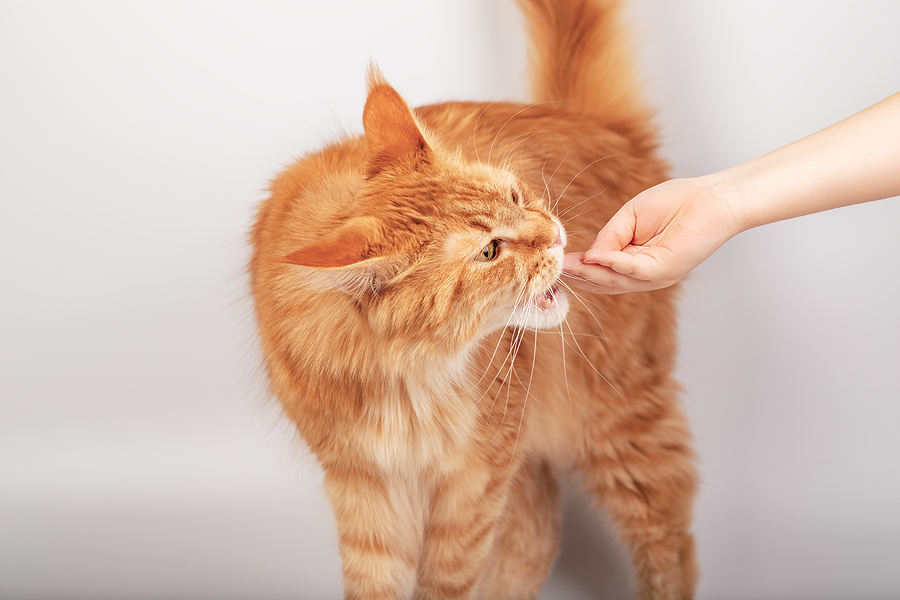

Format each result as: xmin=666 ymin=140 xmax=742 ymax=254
xmin=250 ymin=0 xmax=698 ymax=598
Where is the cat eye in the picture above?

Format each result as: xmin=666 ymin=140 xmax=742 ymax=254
xmin=511 ymin=189 xmax=521 ymax=205
xmin=475 ymin=239 xmax=500 ymax=262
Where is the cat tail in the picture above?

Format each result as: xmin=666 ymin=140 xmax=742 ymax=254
xmin=516 ymin=0 xmax=647 ymax=123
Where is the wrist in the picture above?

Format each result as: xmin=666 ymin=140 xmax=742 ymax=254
xmin=696 ymin=170 xmax=750 ymax=239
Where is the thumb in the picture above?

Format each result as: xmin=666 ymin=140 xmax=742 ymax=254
xmin=584 ymin=204 xmax=637 ymax=262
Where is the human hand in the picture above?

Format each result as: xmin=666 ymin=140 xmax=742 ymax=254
xmin=562 ymin=92 xmax=900 ymax=295
xmin=562 ymin=177 xmax=740 ymax=294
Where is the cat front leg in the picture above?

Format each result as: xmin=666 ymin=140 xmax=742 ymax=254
xmin=415 ymin=464 xmax=514 ymax=600
xmin=579 ymin=400 xmax=699 ymax=600
xmin=322 ymin=460 xmax=423 ymax=600
xmin=474 ymin=458 xmax=562 ymax=600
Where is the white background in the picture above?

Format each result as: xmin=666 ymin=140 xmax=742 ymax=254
xmin=2 ymin=1 xmax=899 ymax=599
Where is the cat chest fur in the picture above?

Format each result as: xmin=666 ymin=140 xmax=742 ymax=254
xmin=342 ymin=376 xmax=482 ymax=474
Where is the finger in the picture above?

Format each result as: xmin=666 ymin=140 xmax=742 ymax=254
xmin=582 ymin=247 xmax=643 ymax=278
xmin=585 ymin=203 xmax=637 ymax=255
xmin=561 ymin=257 xmax=657 ymax=294
xmin=560 ymin=268 xmax=652 ymax=295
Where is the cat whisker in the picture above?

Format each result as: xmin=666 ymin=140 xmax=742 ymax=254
xmin=559 ymin=227 xmax=595 ymax=238
xmin=556 ymin=187 xmax=609 ymax=219
xmin=471 ymin=101 xmax=498 ymax=164
xmin=507 ymin=326 xmax=539 ymax=470
xmin=487 ymin=280 xmax=530 ymax=430
xmin=463 ymin=309 xmax=523 ymax=397
xmin=563 ymin=316 xmax=624 ymax=400
xmin=470 ymin=283 xmax=529 ymax=416
xmin=555 ymin=154 xmax=621 ymax=208
xmin=497 ymin=131 xmax=548 ymax=171
xmin=554 ymin=285 xmax=622 ymax=400
xmin=465 ymin=276 xmax=527 ymax=408
xmin=562 ymin=286 xmax=611 ymax=322
xmin=561 ymin=208 xmax=592 ymax=228
xmin=541 ymin=154 xmax=568 ymax=215
xmin=560 ymin=330 xmax=611 ymax=341
xmin=468 ymin=325 xmax=521 ymax=414
xmin=491 ymin=323 xmax=528 ymax=441
xmin=488 ymin=103 xmax=552 ymax=165
xmin=558 ymin=279 xmax=610 ymax=337
xmin=555 ymin=292 xmax=572 ymax=408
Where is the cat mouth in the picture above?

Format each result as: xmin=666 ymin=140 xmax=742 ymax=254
xmin=533 ymin=285 xmax=561 ymax=311
xmin=507 ymin=282 xmax=569 ymax=330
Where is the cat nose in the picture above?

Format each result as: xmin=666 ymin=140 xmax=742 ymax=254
xmin=551 ymin=226 xmax=564 ymax=248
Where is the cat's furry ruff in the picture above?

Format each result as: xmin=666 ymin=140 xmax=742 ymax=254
xmin=250 ymin=0 xmax=698 ymax=598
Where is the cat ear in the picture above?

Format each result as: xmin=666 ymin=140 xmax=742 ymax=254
xmin=283 ymin=216 xmax=376 ymax=270
xmin=283 ymin=216 xmax=410 ymax=296
xmin=363 ymin=67 xmax=432 ymax=178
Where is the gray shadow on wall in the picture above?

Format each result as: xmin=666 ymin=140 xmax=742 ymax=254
xmin=540 ymin=484 xmax=635 ymax=600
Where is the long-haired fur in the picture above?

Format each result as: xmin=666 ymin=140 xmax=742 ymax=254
xmin=250 ymin=1 xmax=698 ymax=598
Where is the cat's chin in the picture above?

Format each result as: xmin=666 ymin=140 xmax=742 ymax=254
xmin=509 ymin=285 xmax=570 ymax=331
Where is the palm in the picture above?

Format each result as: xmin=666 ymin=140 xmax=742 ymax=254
xmin=562 ymin=178 xmax=737 ymax=293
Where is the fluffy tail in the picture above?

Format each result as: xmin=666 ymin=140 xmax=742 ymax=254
xmin=516 ymin=0 xmax=646 ymax=122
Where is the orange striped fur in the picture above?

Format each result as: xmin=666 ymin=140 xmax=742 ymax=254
xmin=250 ymin=0 xmax=698 ymax=598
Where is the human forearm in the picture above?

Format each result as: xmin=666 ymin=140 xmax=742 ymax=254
xmin=709 ymin=91 xmax=900 ymax=235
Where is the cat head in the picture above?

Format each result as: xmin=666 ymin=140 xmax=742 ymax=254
xmin=282 ymin=71 xmax=568 ymax=359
